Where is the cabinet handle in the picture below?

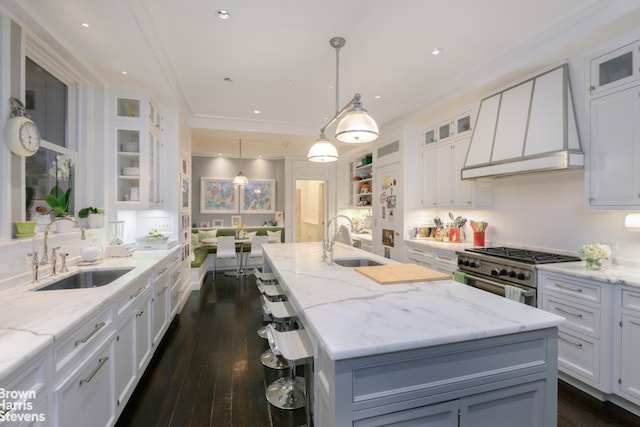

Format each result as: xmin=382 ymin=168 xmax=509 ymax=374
xmin=559 ymin=336 xmax=583 ymax=348
xmin=79 ymin=356 xmax=109 ymax=385
xmin=158 ymin=285 xmax=169 ymax=296
xmin=555 ymin=307 xmax=583 ymax=318
xmin=136 ymin=309 xmax=145 ymax=317
xmin=75 ymin=322 xmax=106 ymax=346
xmin=554 ymin=283 xmax=583 ymax=293
xmin=130 ymin=286 xmax=145 ymax=299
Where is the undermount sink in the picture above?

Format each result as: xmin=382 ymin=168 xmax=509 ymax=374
xmin=35 ymin=268 xmax=134 ymax=291
xmin=334 ymin=258 xmax=383 ymax=267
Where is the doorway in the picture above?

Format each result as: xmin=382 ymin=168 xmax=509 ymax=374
xmin=295 ymin=180 xmax=325 ymax=242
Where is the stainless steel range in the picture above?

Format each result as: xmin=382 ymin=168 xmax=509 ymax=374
xmin=456 ymin=247 xmax=581 ymax=306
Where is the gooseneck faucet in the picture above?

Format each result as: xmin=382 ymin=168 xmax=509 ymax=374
xmin=41 ymin=217 xmax=86 ymax=265
xmin=323 ymin=214 xmax=353 ymax=264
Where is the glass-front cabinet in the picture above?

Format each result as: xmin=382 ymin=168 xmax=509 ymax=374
xmin=349 ymin=153 xmax=373 ymax=207
xmin=422 ymin=110 xmax=473 ymax=147
xmin=111 ymin=91 xmax=163 ymax=208
xmin=590 ymin=39 xmax=640 ymax=95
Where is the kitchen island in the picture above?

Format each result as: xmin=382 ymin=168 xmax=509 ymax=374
xmin=263 ymin=242 xmax=563 ymax=427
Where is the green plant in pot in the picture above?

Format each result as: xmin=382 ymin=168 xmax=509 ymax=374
xmin=78 ymin=207 xmax=105 ymax=229
xmin=44 ymin=155 xmax=73 ymax=217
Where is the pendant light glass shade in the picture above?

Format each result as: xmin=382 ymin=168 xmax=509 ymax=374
xmin=307 ymin=135 xmax=338 ymax=163
xmin=233 ymin=139 xmax=249 ymax=186
xmin=233 ymin=172 xmax=248 ymax=186
xmin=335 ymin=103 xmax=379 ymax=143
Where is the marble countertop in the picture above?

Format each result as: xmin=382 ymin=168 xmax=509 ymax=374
xmin=537 ymin=261 xmax=640 ymax=288
xmin=0 ymin=248 xmax=179 ymax=384
xmin=262 ymin=242 xmax=563 ymax=361
xmin=405 ymin=238 xmax=473 ymax=252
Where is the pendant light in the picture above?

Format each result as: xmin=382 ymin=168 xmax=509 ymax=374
xmin=308 ymin=36 xmax=379 ymax=162
xmin=233 ymin=139 xmax=248 ymax=186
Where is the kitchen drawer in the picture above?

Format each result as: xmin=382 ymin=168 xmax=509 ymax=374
xmin=541 ymin=294 xmax=600 ymax=337
xmin=622 ymin=288 xmax=640 ymax=313
xmin=539 ymin=273 xmax=601 ymax=304
xmin=432 ymin=249 xmax=458 ymax=275
xmin=53 ymin=306 xmax=114 ymax=375
xmin=116 ymin=273 xmax=151 ymax=316
xmin=557 ymin=328 xmax=600 ymax=385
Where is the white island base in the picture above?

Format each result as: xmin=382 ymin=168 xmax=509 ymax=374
xmin=316 ymin=328 xmax=557 ymax=426
xmin=262 ymin=242 xmax=561 ymax=427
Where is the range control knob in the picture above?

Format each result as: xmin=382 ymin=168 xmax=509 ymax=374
xmin=499 ymin=268 xmax=508 ymax=276
xmin=491 ymin=268 xmax=500 ymax=276
xmin=469 ymin=261 xmax=479 ymax=268
xmin=463 ymin=259 xmax=470 ymax=266
xmin=517 ymin=272 xmax=530 ymax=281
xmin=508 ymin=270 xmax=517 ymax=278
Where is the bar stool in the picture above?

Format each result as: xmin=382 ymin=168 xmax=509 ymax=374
xmin=254 ymin=269 xmax=278 ymax=284
xmin=265 ymin=324 xmax=314 ymax=421
xmin=256 ymin=280 xmax=286 ymax=339
xmin=260 ymin=296 xmax=298 ymax=370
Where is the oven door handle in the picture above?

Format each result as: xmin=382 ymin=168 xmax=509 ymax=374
xmin=465 ymin=274 xmax=535 ymax=297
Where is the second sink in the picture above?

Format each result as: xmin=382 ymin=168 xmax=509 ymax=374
xmin=334 ymin=258 xmax=383 ymax=267
xmin=36 ymin=268 xmax=134 ymax=291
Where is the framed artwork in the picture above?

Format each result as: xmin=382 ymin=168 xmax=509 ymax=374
xmin=241 ymin=179 xmax=275 ymax=213
xmin=200 ymin=221 xmax=211 ymax=228
xmin=212 ymin=219 xmax=224 ymax=227
xmin=231 ymin=215 xmax=242 ymax=227
xmin=200 ymin=178 xmax=238 ymax=213
xmin=181 ymin=174 xmax=190 ymax=212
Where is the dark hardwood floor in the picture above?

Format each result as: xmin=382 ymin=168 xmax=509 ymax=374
xmin=116 ymin=272 xmax=640 ymax=427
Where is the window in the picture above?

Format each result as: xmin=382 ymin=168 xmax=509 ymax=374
xmin=25 ymin=57 xmax=76 ymax=220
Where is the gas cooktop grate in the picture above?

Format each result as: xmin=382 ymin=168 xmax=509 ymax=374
xmin=465 ymin=247 xmax=581 ymax=265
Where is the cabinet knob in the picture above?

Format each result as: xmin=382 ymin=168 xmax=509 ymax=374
xmin=588 ymin=86 xmax=595 ymax=92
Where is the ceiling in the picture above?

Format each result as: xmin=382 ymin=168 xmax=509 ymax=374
xmin=6 ymin=0 xmax=639 ymax=159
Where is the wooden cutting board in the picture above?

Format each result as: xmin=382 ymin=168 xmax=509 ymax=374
xmin=354 ymin=263 xmax=451 ymax=285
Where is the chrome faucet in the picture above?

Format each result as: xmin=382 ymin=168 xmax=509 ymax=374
xmin=323 ymin=215 xmax=353 ymax=264
xmin=27 ymin=251 xmax=39 ymax=283
xmin=41 ymin=217 xmax=86 ymax=265
xmin=50 ymin=247 xmax=60 ymax=276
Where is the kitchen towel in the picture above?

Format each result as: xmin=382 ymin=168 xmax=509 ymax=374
xmin=504 ymin=285 xmax=524 ymax=303
xmin=453 ymin=271 xmax=466 ymax=284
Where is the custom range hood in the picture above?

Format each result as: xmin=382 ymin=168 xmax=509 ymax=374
xmin=461 ymin=64 xmax=583 ymax=180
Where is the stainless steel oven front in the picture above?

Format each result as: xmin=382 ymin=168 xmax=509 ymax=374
xmin=462 ymin=271 xmax=536 ymax=307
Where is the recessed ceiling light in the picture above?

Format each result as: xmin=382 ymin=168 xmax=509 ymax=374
xmin=81 ymin=22 xmax=90 ymax=28
xmin=374 ymin=95 xmax=382 ymax=99
xmin=253 ymin=110 xmax=261 ymax=114
xmin=121 ymin=70 xmax=128 ymax=75
xmin=217 ymin=9 xmax=230 ymax=20
xmin=430 ymin=47 xmax=443 ymax=55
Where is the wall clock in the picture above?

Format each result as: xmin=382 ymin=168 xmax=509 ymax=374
xmin=4 ymin=97 xmax=41 ymax=157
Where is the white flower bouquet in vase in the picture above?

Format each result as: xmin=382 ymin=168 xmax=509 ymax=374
xmin=578 ymin=243 xmax=611 ymax=270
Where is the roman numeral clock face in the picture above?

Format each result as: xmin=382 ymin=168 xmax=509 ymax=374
xmin=4 ymin=116 xmax=41 ymax=157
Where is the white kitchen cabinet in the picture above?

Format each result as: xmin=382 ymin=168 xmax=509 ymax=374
xmin=432 ymin=248 xmax=458 ymax=275
xmin=587 ymin=83 xmax=640 ymax=208
xmin=0 ymin=355 xmax=48 ymax=426
xmin=422 ymin=111 xmax=473 ymax=147
xmin=406 ymin=242 xmax=433 ymax=268
xmin=618 ymin=287 xmax=640 ymax=406
xmin=110 ymin=91 xmax=164 ymax=208
xmin=52 ymin=333 xmax=116 ymax=427
xmin=421 ymin=137 xmax=493 ymax=208
xmin=114 ymin=277 xmax=152 ymax=412
xmin=589 ymin=39 xmax=640 ymax=96
xmin=538 ymin=270 xmax=614 ymax=393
